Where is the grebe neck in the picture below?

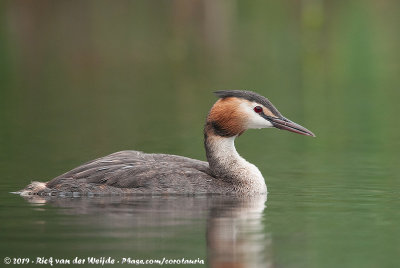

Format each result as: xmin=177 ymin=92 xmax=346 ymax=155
xmin=204 ymin=130 xmax=267 ymax=194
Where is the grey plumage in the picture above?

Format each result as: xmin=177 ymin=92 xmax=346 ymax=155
xmin=23 ymin=151 xmax=236 ymax=196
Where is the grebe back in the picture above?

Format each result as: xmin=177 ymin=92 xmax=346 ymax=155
xmin=19 ymin=90 xmax=315 ymax=196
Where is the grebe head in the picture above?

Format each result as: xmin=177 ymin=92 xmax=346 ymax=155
xmin=207 ymin=90 xmax=315 ymax=137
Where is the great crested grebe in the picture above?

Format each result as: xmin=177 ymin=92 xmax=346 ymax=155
xmin=19 ymin=90 xmax=315 ymax=196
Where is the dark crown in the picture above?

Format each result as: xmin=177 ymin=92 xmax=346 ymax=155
xmin=214 ymin=90 xmax=282 ymax=118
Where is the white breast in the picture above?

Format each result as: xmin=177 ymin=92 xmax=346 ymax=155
xmin=208 ymin=136 xmax=267 ymax=194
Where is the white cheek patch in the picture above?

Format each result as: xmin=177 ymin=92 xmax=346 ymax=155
xmin=239 ymin=102 xmax=274 ymax=129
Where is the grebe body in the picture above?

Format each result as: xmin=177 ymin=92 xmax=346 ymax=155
xmin=19 ymin=90 xmax=315 ymax=196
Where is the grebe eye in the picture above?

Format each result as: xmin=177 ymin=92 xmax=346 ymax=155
xmin=253 ymin=106 xmax=263 ymax=113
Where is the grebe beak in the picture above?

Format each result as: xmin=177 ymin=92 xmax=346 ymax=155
xmin=263 ymin=115 xmax=316 ymax=137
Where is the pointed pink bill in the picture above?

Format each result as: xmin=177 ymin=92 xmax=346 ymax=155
xmin=269 ymin=117 xmax=316 ymax=137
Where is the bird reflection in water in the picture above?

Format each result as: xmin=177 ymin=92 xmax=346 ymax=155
xmin=23 ymin=194 xmax=271 ymax=268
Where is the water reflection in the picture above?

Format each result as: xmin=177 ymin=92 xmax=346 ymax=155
xmin=206 ymin=195 xmax=270 ymax=268
xmin=22 ymin=194 xmax=269 ymax=267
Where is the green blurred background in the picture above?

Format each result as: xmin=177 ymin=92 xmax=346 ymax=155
xmin=0 ymin=1 xmax=399 ymax=267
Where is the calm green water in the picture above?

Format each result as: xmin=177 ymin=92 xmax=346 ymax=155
xmin=1 ymin=1 xmax=400 ymax=267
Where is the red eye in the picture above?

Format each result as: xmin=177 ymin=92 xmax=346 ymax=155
xmin=254 ymin=106 xmax=263 ymax=113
